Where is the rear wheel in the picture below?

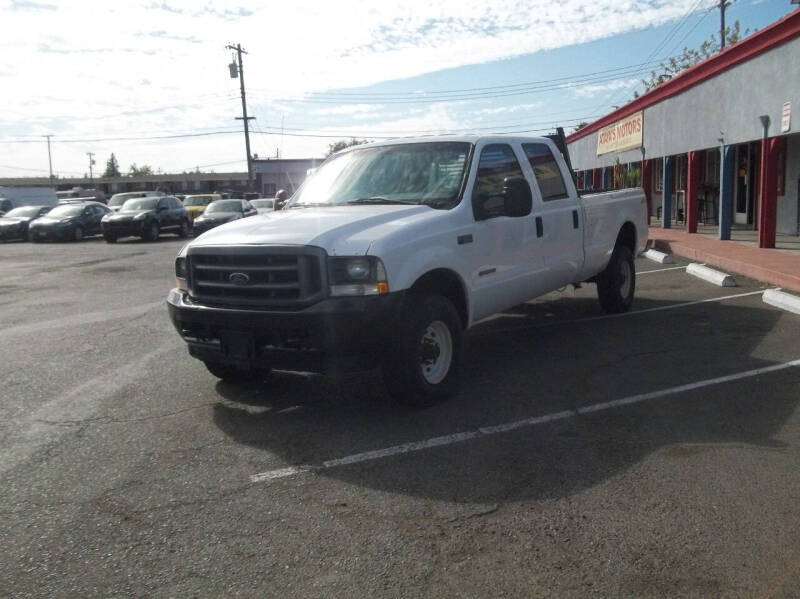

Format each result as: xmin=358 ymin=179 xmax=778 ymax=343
xmin=597 ymin=244 xmax=635 ymax=313
xmin=382 ymin=293 xmax=462 ymax=407
xmin=177 ymin=219 xmax=190 ymax=238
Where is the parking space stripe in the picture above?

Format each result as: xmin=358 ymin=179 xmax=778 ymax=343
xmin=637 ymin=265 xmax=690 ymax=275
xmin=249 ymin=358 xmax=800 ymax=484
xmin=474 ymin=289 xmax=767 ymax=336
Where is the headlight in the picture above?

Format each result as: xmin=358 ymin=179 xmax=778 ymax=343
xmin=328 ymin=256 xmax=388 ymax=297
xmin=175 ymin=256 xmax=188 ymax=291
xmin=133 ymin=212 xmax=148 ymax=220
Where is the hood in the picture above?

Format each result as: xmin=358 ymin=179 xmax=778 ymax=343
xmin=0 ymin=217 xmax=28 ymax=225
xmin=190 ymin=204 xmax=435 ymax=255
xmin=32 ymin=216 xmax=74 ymax=225
xmin=106 ymin=211 xmax=144 ymax=221
xmin=197 ymin=212 xmax=238 ymax=222
xmin=185 ymin=205 xmax=207 ymax=214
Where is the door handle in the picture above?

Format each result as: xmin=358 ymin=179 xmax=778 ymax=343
xmin=535 ymin=216 xmax=543 ymax=238
xmin=572 ymin=209 xmax=579 ymax=229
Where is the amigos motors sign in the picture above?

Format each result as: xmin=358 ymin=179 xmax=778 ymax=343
xmin=596 ymin=111 xmax=643 ymax=155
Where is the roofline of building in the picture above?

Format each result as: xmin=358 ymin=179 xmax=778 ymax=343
xmin=567 ymin=8 xmax=800 ymax=144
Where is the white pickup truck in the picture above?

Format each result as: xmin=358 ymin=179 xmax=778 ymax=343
xmin=167 ymin=135 xmax=647 ymax=405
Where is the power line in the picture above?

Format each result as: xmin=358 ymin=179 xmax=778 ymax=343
xmin=0 ymin=129 xmax=241 ymax=144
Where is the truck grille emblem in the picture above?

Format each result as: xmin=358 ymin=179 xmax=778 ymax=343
xmin=228 ymin=272 xmax=250 ymax=285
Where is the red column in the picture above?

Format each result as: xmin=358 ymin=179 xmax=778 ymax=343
xmin=686 ymin=151 xmax=700 ymax=233
xmin=758 ymin=137 xmax=779 ymax=248
xmin=642 ymin=159 xmax=652 ymax=222
xmin=592 ymin=168 xmax=601 ymax=190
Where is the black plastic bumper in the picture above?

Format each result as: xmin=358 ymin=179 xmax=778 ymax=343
xmin=166 ymin=289 xmax=405 ymax=373
xmin=101 ymin=221 xmax=145 ymax=237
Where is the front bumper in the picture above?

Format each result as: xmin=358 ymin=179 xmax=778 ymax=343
xmin=166 ymin=289 xmax=405 ymax=373
xmin=102 ymin=220 xmax=145 ymax=237
xmin=29 ymin=225 xmax=71 ymax=240
xmin=0 ymin=225 xmax=24 ymax=240
xmin=191 ymin=221 xmax=223 ymax=235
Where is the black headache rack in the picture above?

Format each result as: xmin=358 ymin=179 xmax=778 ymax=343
xmin=545 ymin=126 xmax=578 ymax=190
xmin=186 ymin=245 xmax=327 ymax=310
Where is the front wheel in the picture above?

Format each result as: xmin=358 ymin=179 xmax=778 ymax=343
xmin=596 ymin=245 xmax=635 ymax=313
xmin=103 ymin=233 xmax=117 ymax=243
xmin=382 ymin=293 xmax=462 ymax=407
xmin=144 ymin=222 xmax=159 ymax=241
xmin=73 ymin=226 xmax=84 ymax=242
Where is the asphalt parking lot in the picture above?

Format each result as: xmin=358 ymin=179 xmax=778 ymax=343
xmin=2 ymin=236 xmax=800 ymax=598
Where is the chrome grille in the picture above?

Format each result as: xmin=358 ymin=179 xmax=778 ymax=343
xmin=188 ymin=246 xmax=325 ymax=309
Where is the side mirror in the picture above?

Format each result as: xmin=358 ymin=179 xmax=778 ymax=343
xmin=503 ymin=177 xmax=532 ymax=217
xmin=158 ymin=205 xmax=168 ymax=212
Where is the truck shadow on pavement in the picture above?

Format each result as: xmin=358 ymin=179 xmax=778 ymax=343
xmin=212 ymin=297 xmax=799 ymax=504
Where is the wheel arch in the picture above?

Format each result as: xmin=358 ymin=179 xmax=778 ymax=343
xmin=616 ymin=220 xmax=637 ymax=254
xmin=409 ymin=268 xmax=469 ymax=329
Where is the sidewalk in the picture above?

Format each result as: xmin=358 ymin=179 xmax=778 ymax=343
xmin=648 ymin=227 xmax=800 ymax=294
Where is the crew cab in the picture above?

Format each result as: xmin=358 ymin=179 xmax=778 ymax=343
xmin=167 ymin=135 xmax=647 ymax=406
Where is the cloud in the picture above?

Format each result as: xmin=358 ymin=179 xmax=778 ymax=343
xmin=572 ymin=78 xmax=640 ymax=98
xmin=9 ymin=0 xmax=57 ymax=11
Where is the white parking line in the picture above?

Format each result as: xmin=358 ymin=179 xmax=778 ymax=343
xmin=249 ymin=358 xmax=800 ymax=484
xmin=474 ymin=289 xmax=767 ymax=336
xmin=637 ymin=265 xmax=690 ymax=275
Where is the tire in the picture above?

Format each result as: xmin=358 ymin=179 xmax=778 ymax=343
xmin=73 ymin=226 xmax=83 ymax=242
xmin=177 ymin=219 xmax=190 ymax=238
xmin=204 ymin=361 xmax=270 ymax=382
xmin=144 ymin=222 xmax=159 ymax=241
xmin=382 ymin=293 xmax=462 ymax=407
xmin=103 ymin=233 xmax=117 ymax=243
xmin=597 ymin=244 xmax=635 ymax=314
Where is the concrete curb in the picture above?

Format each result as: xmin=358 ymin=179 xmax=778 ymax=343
xmin=686 ymin=263 xmax=737 ymax=287
xmin=763 ymin=288 xmax=800 ymax=315
xmin=643 ymin=249 xmax=674 ymax=264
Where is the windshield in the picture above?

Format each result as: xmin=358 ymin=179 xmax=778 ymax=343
xmin=184 ymin=195 xmax=214 ymax=206
xmin=6 ymin=206 xmax=46 ymax=218
xmin=205 ymin=200 xmax=241 ymax=214
xmin=47 ymin=205 xmax=83 ymax=217
xmin=109 ymin=193 xmax=144 ymax=207
xmin=290 ymin=142 xmax=471 ymax=208
xmin=251 ymin=199 xmax=274 ymax=209
xmin=121 ymin=198 xmax=158 ymax=212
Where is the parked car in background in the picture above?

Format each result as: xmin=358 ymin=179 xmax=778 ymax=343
xmin=101 ymin=195 xmax=189 ymax=242
xmin=182 ymin=193 xmax=221 ymax=224
xmin=250 ymin=198 xmax=275 ymax=214
xmin=56 ymin=188 xmax=106 ymax=204
xmin=191 ymin=199 xmax=257 ymax=235
xmin=0 ymin=186 xmax=58 ymax=215
xmin=107 ymin=190 xmax=165 ymax=212
xmin=0 ymin=205 xmax=52 ymax=241
xmin=29 ymin=201 xmax=111 ymax=242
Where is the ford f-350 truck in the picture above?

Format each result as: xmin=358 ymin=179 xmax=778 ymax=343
xmin=167 ymin=135 xmax=647 ymax=406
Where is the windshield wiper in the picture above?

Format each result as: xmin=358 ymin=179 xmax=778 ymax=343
xmin=346 ymin=197 xmax=417 ymax=205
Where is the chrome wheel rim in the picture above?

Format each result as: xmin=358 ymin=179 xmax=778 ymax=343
xmin=619 ymin=258 xmax=632 ymax=298
xmin=419 ymin=320 xmax=452 ymax=385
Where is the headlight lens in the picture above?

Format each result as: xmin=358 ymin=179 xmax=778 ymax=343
xmin=133 ymin=212 xmax=148 ymax=220
xmin=328 ymin=257 xmax=388 ymax=297
xmin=175 ymin=256 xmax=188 ymax=291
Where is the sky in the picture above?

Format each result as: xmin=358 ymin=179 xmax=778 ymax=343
xmin=0 ymin=0 xmax=794 ymax=179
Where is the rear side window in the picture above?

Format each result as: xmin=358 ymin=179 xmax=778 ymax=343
xmin=522 ymin=143 xmax=569 ymax=201
xmin=472 ymin=144 xmax=524 ymax=218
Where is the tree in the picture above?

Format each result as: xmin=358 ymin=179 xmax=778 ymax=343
xmin=636 ymin=21 xmax=748 ymax=97
xmin=103 ymin=153 xmax=121 ymax=177
xmin=571 ymin=121 xmax=590 ymax=134
xmin=128 ymin=163 xmax=154 ymax=177
xmin=326 ymin=137 xmax=371 ymax=157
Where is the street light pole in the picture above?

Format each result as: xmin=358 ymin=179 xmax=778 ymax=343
xmin=226 ymin=43 xmax=256 ymax=191
xmin=43 ymin=135 xmax=54 ymax=183
xmin=87 ymin=152 xmax=95 ymax=183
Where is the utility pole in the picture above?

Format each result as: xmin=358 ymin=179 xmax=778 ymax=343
xmin=86 ymin=152 xmax=95 ymax=183
xmin=718 ymin=0 xmax=732 ymax=50
xmin=226 ymin=43 xmax=255 ymax=191
xmin=43 ymin=135 xmax=54 ymax=183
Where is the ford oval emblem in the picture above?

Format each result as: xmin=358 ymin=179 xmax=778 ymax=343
xmin=228 ymin=272 xmax=250 ymax=285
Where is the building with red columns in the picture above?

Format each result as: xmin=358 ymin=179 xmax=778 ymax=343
xmin=566 ymin=8 xmax=800 ymax=248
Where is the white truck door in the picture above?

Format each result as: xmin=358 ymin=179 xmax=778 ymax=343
xmin=468 ymin=142 xmax=549 ymax=322
xmin=520 ymin=141 xmax=585 ymax=288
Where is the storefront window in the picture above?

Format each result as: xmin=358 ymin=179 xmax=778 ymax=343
xmin=654 ymin=162 xmax=663 ymax=192
xmin=705 ymin=150 xmax=720 ymax=186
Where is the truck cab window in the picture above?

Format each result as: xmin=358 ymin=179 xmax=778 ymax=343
xmin=522 ymin=143 xmax=569 ymax=201
xmin=472 ymin=144 xmax=525 ymax=218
